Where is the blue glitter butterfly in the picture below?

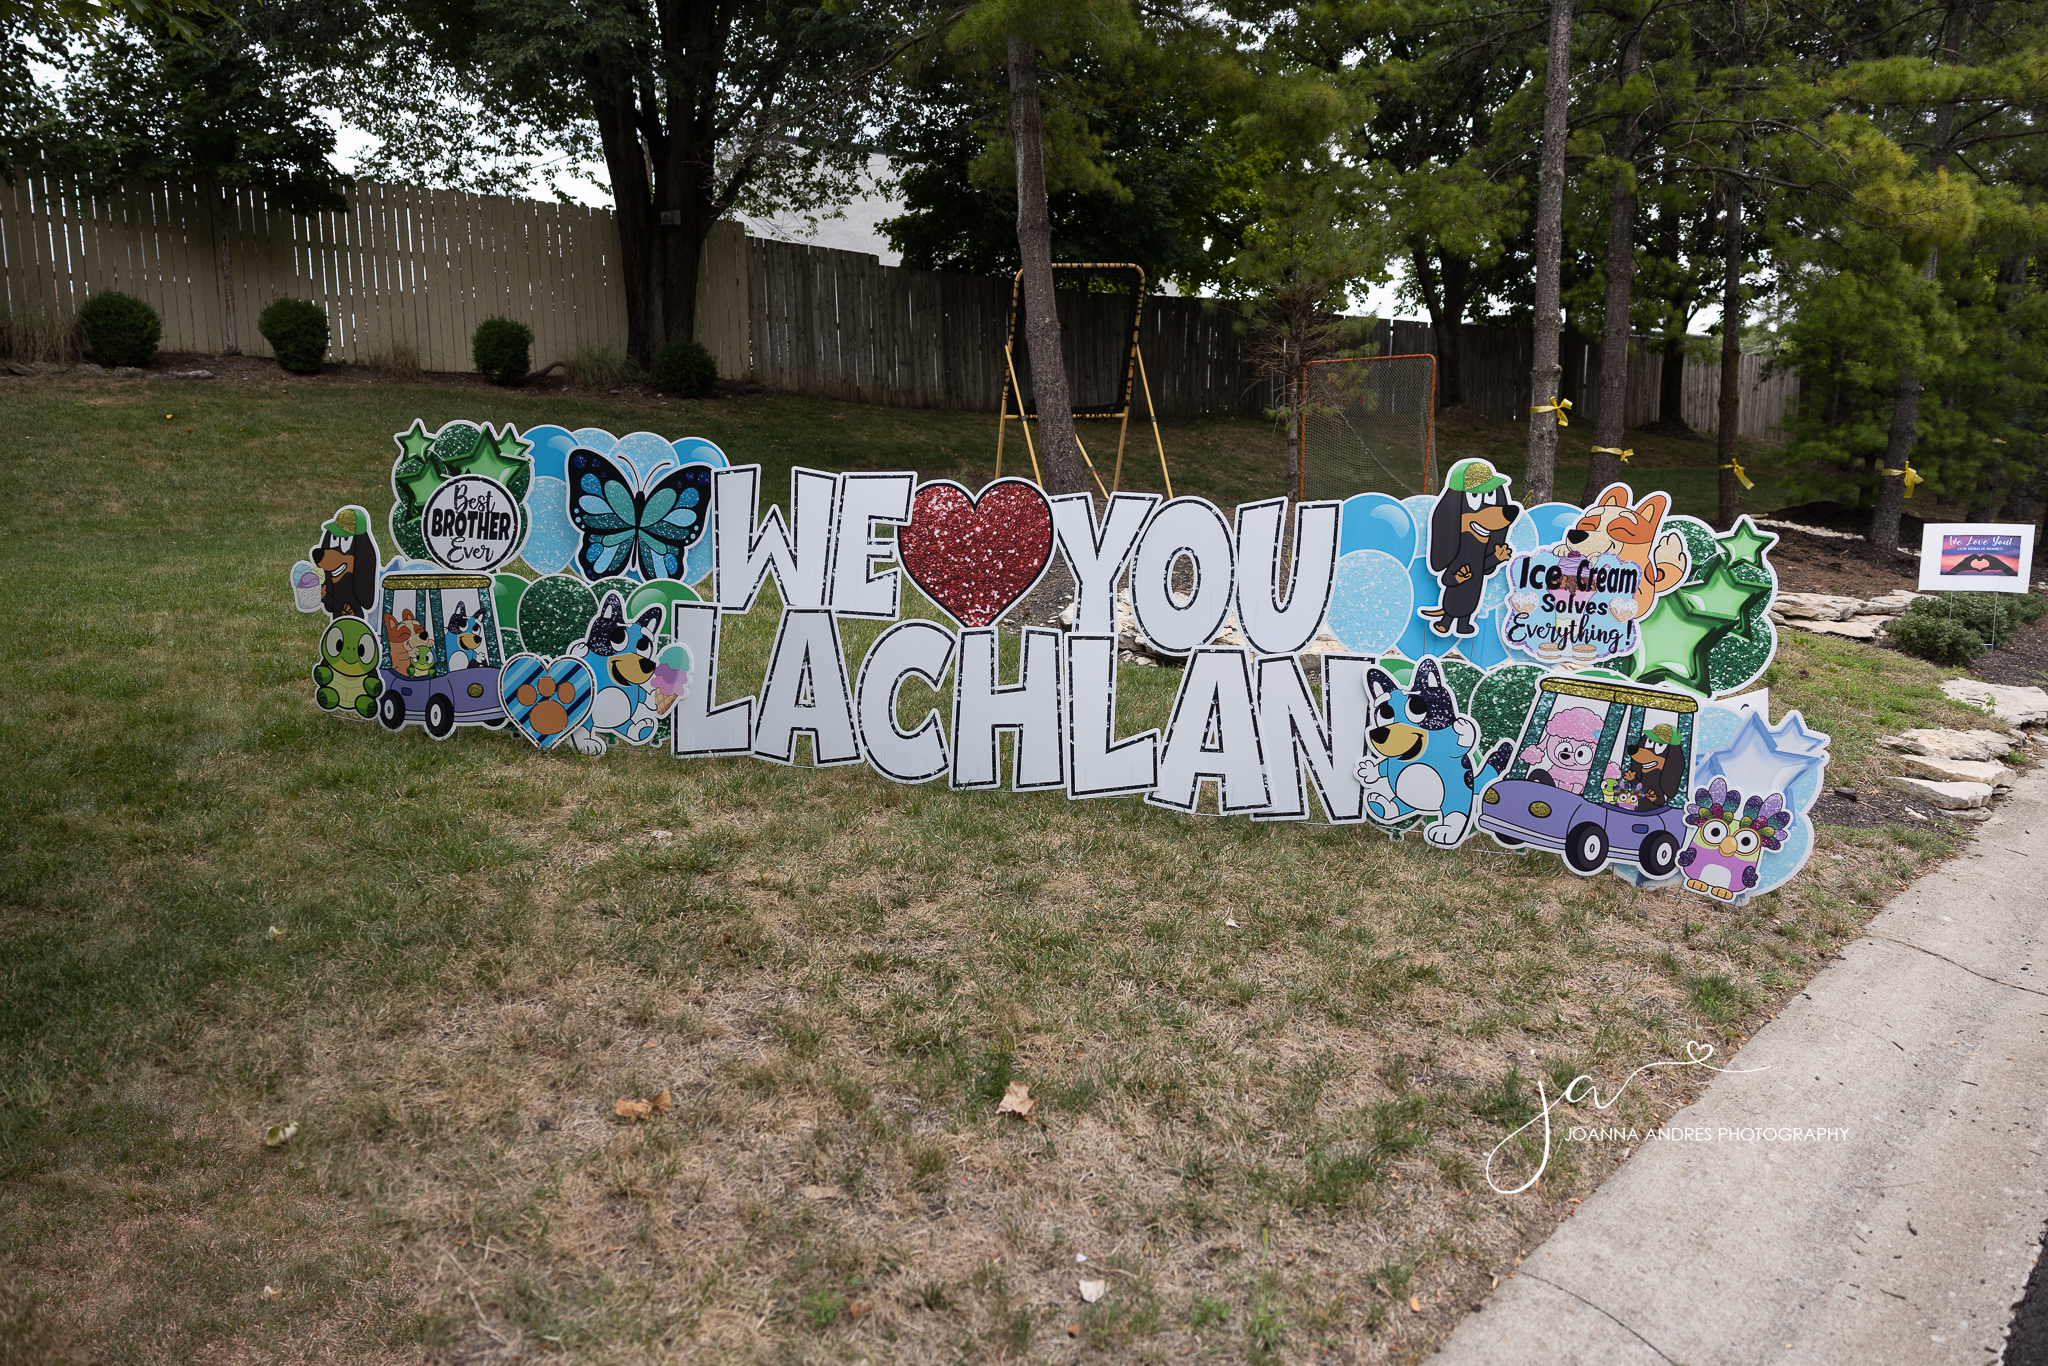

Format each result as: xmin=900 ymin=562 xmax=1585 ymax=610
xmin=566 ymin=448 xmax=712 ymax=581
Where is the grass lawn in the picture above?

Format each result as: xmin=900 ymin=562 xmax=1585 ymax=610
xmin=0 ymin=375 xmax=1991 ymax=1365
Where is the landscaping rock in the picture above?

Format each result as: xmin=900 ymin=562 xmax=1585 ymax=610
xmin=72 ymin=362 xmax=105 ymax=375
xmin=111 ymin=365 xmax=146 ymax=377
xmin=1880 ymin=776 xmax=1995 ymax=809
xmin=1940 ymin=807 xmax=1994 ymax=823
xmin=1773 ymin=592 xmax=1866 ymax=621
xmin=1788 ymin=617 xmax=1890 ymax=639
xmin=28 ymin=361 xmax=67 ymax=374
xmin=1941 ymin=679 xmax=2048 ymax=727
xmin=146 ymin=369 xmax=213 ymax=380
xmin=1861 ymin=590 xmax=1927 ymax=615
xmin=1893 ymin=754 xmax=2013 ymax=787
xmin=1879 ymin=728 xmax=2025 ymax=762
xmin=3 ymin=361 xmax=32 ymax=376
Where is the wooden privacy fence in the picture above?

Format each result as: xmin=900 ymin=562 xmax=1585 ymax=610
xmin=0 ymin=174 xmax=750 ymax=377
xmin=1 ymin=172 xmax=1796 ymax=435
xmin=745 ymin=236 xmax=1258 ymax=418
xmin=1360 ymin=318 xmax=1796 ymax=441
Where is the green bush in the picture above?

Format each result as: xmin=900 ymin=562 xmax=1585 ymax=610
xmin=651 ymin=338 xmax=717 ymax=398
xmin=258 ymin=297 xmax=330 ymax=373
xmin=472 ymin=316 xmax=533 ymax=385
xmin=77 ymin=291 xmax=161 ymax=367
xmin=1885 ymin=592 xmax=2044 ymax=665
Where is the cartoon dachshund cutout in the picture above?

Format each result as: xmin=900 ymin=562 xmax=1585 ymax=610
xmin=1613 ymin=723 xmax=1687 ymax=808
xmin=1421 ymin=460 xmax=1521 ymax=636
xmin=312 ymin=506 xmax=380 ymax=620
xmin=1354 ymin=656 xmax=1515 ymax=848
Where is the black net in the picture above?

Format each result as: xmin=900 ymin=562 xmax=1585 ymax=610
xmin=1299 ymin=356 xmax=1437 ymax=500
xmin=1006 ymin=266 xmax=1144 ymax=417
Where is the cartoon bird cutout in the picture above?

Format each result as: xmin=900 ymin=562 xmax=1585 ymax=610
xmin=1677 ymin=777 xmax=1792 ymax=903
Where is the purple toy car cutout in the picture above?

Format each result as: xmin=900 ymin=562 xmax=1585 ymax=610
xmin=375 ymin=571 xmax=509 ymax=739
xmin=1477 ymin=676 xmax=1699 ymax=877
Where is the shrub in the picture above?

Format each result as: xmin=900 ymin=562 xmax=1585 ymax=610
xmin=258 ymin=297 xmax=330 ymax=373
xmin=1886 ymin=591 xmax=2045 ymax=665
xmin=1885 ymin=612 xmax=1982 ymax=666
xmin=77 ymin=291 xmax=161 ymax=367
xmin=472 ymin=316 xmax=533 ymax=385
xmin=651 ymin=338 xmax=717 ymax=398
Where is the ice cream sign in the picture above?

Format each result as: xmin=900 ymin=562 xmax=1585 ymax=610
xmin=1500 ymin=549 xmax=1644 ymax=662
xmin=422 ymin=475 xmax=521 ymax=572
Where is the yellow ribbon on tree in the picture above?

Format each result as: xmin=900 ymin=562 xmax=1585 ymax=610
xmin=1592 ymin=445 xmax=1633 ymax=463
xmin=1720 ymin=460 xmax=1754 ymax=490
xmin=1882 ymin=464 xmax=1924 ymax=497
xmin=1531 ymin=398 xmax=1572 ymax=426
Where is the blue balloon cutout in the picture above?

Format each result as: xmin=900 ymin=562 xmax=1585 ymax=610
xmin=521 ymin=475 xmax=577 ymax=575
xmin=1338 ymin=493 xmax=1416 ymax=562
xmin=522 ymin=425 xmax=577 ymax=482
xmin=1327 ymin=550 xmax=1415 ymax=654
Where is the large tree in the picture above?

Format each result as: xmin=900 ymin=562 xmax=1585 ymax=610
xmin=373 ymin=0 xmax=902 ymax=368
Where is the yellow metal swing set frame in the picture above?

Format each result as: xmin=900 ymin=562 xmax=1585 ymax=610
xmin=995 ymin=262 xmax=1175 ymax=499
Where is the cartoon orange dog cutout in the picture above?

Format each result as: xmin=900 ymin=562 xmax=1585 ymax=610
xmin=382 ymin=608 xmax=432 ymax=677
xmin=1562 ymin=485 xmax=1689 ymax=624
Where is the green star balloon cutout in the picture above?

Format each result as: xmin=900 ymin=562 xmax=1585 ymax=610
xmin=387 ymin=420 xmax=533 ymax=563
xmin=1719 ymin=516 xmax=1777 ymax=570
xmin=1619 ymin=520 xmax=1777 ymax=696
xmin=396 ymin=419 xmax=434 ymax=462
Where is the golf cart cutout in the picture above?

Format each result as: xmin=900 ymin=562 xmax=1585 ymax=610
xmin=1480 ymin=676 xmax=1698 ymax=877
xmin=376 ymin=571 xmax=509 ymax=738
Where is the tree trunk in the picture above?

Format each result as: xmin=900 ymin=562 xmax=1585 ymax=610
xmin=211 ymin=176 xmax=239 ymax=355
xmin=1713 ymin=160 xmax=1744 ymax=529
xmin=1714 ymin=0 xmax=1748 ymax=530
xmin=589 ymin=72 xmax=657 ymax=367
xmin=1412 ymin=246 xmax=1469 ymax=410
xmin=1008 ymin=35 xmax=1087 ymax=495
xmin=1523 ymin=0 xmax=1575 ymax=506
xmin=1871 ymin=0 xmax=1968 ymax=554
xmin=1657 ymin=333 xmax=1687 ymax=429
xmin=1869 ymin=364 xmax=1920 ymax=553
xmin=1585 ymin=22 xmax=1643 ymax=503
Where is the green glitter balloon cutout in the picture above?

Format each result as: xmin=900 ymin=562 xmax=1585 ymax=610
xmin=1614 ymin=515 xmax=1778 ymax=698
xmin=519 ymin=575 xmax=600 ymax=656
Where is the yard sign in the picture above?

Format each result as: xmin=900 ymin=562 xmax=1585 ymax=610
xmin=289 ymin=421 xmax=1831 ymax=903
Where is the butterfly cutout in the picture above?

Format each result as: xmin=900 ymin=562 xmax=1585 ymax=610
xmin=567 ymin=448 xmax=712 ymax=581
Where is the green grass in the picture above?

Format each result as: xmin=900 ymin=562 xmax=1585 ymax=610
xmin=0 ymin=374 xmax=2000 ymax=1364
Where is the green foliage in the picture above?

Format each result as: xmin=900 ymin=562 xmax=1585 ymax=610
xmin=76 ymin=290 xmax=161 ymax=367
xmin=1886 ymin=592 xmax=2045 ymax=665
xmin=881 ymin=55 xmax=1261 ymax=290
xmin=257 ymin=296 xmax=328 ymax=373
xmin=1884 ymin=611 xmax=1983 ymax=666
xmin=472 ymin=316 xmax=533 ymax=385
xmin=651 ymin=339 xmax=717 ymax=398
xmin=14 ymin=2 xmax=349 ymax=213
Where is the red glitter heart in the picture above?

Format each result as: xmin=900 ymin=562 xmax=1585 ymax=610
xmin=899 ymin=479 xmax=1056 ymax=629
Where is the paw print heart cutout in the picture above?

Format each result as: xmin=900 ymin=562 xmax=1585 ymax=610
xmin=898 ymin=478 xmax=1056 ymax=629
xmin=500 ymin=654 xmax=597 ymax=750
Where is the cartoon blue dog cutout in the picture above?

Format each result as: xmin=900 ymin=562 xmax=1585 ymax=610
xmin=1355 ymin=656 xmax=1513 ymax=847
xmin=568 ymin=591 xmax=668 ymax=745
